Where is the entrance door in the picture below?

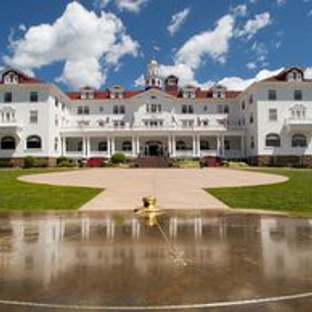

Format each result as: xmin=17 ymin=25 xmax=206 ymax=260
xmin=145 ymin=141 xmax=163 ymax=156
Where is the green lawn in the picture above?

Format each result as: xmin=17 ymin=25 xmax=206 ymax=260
xmin=208 ymin=168 xmax=312 ymax=213
xmin=0 ymin=169 xmax=102 ymax=211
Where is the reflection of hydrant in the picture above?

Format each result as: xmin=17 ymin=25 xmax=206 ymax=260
xmin=134 ymin=196 xmax=164 ymax=227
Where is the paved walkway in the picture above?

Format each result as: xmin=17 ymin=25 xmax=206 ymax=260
xmin=20 ymin=168 xmax=288 ymax=211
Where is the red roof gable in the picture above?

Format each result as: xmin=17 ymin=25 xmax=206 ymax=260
xmin=0 ymin=68 xmax=43 ymax=84
xmin=263 ymin=67 xmax=305 ymax=82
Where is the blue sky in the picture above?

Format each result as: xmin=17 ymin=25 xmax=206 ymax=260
xmin=1 ymin=0 xmax=312 ymax=90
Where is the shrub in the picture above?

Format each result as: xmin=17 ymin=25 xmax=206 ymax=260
xmin=24 ymin=156 xmax=35 ymax=168
xmin=57 ymin=156 xmax=76 ymax=167
xmin=0 ymin=159 xmax=14 ymax=168
xmin=111 ymin=153 xmax=126 ymax=165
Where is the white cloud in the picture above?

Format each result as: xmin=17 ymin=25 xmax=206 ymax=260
xmin=218 ymin=68 xmax=284 ymax=90
xmin=167 ymin=8 xmax=191 ymax=36
xmin=96 ymin=0 xmax=149 ymax=13
xmin=176 ymin=14 xmax=235 ymax=68
xmin=304 ymin=67 xmax=312 ymax=79
xmin=246 ymin=62 xmax=257 ymax=70
xmin=276 ymin=0 xmax=286 ymax=6
xmin=4 ymin=2 xmax=139 ymax=88
xmin=232 ymin=4 xmax=248 ymax=17
xmin=236 ymin=12 xmax=272 ymax=40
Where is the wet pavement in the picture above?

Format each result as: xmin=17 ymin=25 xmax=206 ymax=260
xmin=0 ymin=211 xmax=311 ymax=311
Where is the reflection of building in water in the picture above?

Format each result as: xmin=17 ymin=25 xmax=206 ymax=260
xmin=260 ymin=218 xmax=312 ymax=279
xmin=0 ymin=215 xmax=230 ymax=285
xmin=1 ymin=215 xmax=311 ymax=287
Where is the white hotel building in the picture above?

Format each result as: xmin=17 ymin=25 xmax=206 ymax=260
xmin=0 ymin=60 xmax=312 ymax=167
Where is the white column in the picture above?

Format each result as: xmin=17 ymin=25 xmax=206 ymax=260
xmin=217 ymin=135 xmax=221 ymax=157
xmin=61 ymin=137 xmax=65 ymax=156
xmin=197 ymin=135 xmax=201 ymax=157
xmin=192 ymin=135 xmax=196 ymax=157
xmin=111 ymin=137 xmax=115 ymax=155
xmin=136 ymin=136 xmax=140 ymax=156
xmin=132 ymin=136 xmax=136 ymax=157
xmin=82 ymin=137 xmax=87 ymax=157
xmin=86 ymin=137 xmax=90 ymax=158
xmin=168 ymin=135 xmax=172 ymax=156
xmin=172 ymin=135 xmax=176 ymax=157
xmin=107 ymin=136 xmax=111 ymax=157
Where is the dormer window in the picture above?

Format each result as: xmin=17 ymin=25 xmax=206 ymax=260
xmin=212 ymin=85 xmax=226 ymax=99
xmin=182 ymin=86 xmax=196 ymax=99
xmin=287 ymin=70 xmax=303 ymax=82
xmin=4 ymin=72 xmax=18 ymax=85
xmin=109 ymin=85 xmax=124 ymax=99
xmin=81 ymin=90 xmax=94 ymax=100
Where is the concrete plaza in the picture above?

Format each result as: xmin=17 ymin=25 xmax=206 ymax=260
xmin=20 ymin=168 xmax=288 ymax=211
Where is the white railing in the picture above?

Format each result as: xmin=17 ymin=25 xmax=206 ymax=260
xmin=200 ymin=150 xmax=219 ymax=157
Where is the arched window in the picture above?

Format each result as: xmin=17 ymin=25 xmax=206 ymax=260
xmin=176 ymin=140 xmax=186 ymax=151
xmin=1 ymin=136 xmax=16 ymax=150
xmin=26 ymin=135 xmax=42 ymax=149
xmin=200 ymin=140 xmax=210 ymax=150
xmin=98 ymin=141 xmax=108 ymax=152
xmin=122 ymin=141 xmax=132 ymax=152
xmin=265 ymin=133 xmax=281 ymax=147
xmin=292 ymin=134 xmax=307 ymax=147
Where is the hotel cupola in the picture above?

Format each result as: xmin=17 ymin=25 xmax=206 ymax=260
xmin=145 ymin=59 xmax=162 ymax=90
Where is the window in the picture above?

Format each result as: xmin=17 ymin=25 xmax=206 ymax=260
xmin=55 ymin=98 xmax=59 ymax=108
xmin=4 ymin=92 xmax=12 ymax=103
xmin=122 ymin=141 xmax=132 ymax=152
xmin=249 ymin=113 xmax=254 ymax=124
xmin=249 ymin=94 xmax=253 ymax=104
xmin=113 ymin=121 xmax=125 ymax=128
xmin=182 ymin=105 xmax=194 ymax=114
xmin=84 ymin=106 xmax=89 ymax=115
xmin=218 ymin=104 xmax=229 ymax=114
xmin=241 ymin=101 xmax=245 ymax=110
xmin=27 ymin=135 xmax=42 ymax=149
xmin=266 ymin=133 xmax=281 ymax=147
xmin=54 ymin=138 xmax=58 ymax=151
xmin=1 ymin=136 xmax=16 ymax=150
xmin=30 ymin=92 xmax=38 ymax=102
xmin=250 ymin=136 xmax=255 ymax=149
xmin=181 ymin=120 xmax=194 ymax=128
xmin=268 ymin=90 xmax=277 ymax=100
xmin=290 ymin=105 xmax=306 ymax=120
xmin=200 ymin=140 xmax=210 ymax=150
xmin=78 ymin=106 xmax=83 ymax=115
xmin=98 ymin=141 xmax=108 ymax=152
xmin=55 ymin=115 xmax=59 ymax=126
xmin=292 ymin=134 xmax=307 ymax=147
xmin=4 ymin=73 xmax=18 ymax=84
xmin=146 ymin=104 xmax=162 ymax=113
xmin=77 ymin=141 xmax=83 ymax=152
xmin=99 ymin=106 xmax=104 ymax=113
xmin=81 ymin=90 xmax=94 ymax=100
xmin=224 ymin=140 xmax=230 ymax=150
xmin=176 ymin=140 xmax=186 ymax=151
xmin=269 ymin=109 xmax=278 ymax=121
xmin=294 ymin=90 xmax=302 ymax=101
xmin=29 ymin=110 xmax=38 ymax=124
xmin=113 ymin=105 xmax=125 ymax=114
xmin=77 ymin=106 xmax=89 ymax=115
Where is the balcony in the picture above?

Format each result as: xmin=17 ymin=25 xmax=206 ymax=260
xmin=284 ymin=118 xmax=312 ymax=132
xmin=0 ymin=120 xmax=22 ymax=134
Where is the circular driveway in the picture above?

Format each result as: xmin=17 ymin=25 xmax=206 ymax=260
xmin=20 ymin=168 xmax=288 ymax=210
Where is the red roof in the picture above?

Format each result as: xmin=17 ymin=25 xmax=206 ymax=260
xmin=67 ymin=87 xmax=241 ymax=100
xmin=263 ymin=67 xmax=305 ymax=82
xmin=0 ymin=69 xmax=43 ymax=84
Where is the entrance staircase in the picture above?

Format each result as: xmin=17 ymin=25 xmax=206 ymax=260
xmin=136 ymin=156 xmax=171 ymax=168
